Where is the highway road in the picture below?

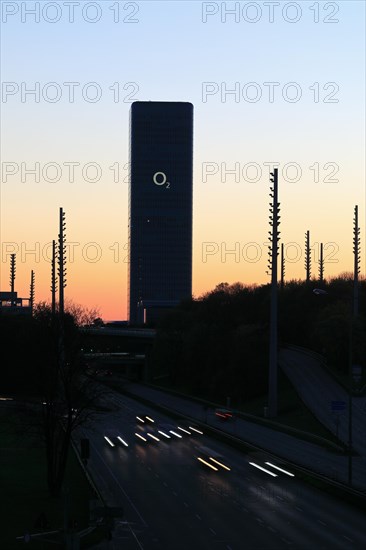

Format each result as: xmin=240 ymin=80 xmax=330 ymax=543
xmin=97 ymin=379 xmax=366 ymax=489
xmin=78 ymin=390 xmax=366 ymax=549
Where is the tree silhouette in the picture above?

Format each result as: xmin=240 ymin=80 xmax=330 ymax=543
xmin=151 ymin=276 xmax=365 ymax=404
xmin=3 ymin=302 xmax=105 ymax=496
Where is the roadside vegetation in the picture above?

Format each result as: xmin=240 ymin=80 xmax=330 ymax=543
xmin=1 ymin=302 xmax=104 ymax=497
xmin=150 ymin=275 xmax=366 ymax=410
xmin=0 ymin=407 xmax=96 ymax=549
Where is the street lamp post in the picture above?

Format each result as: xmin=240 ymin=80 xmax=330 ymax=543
xmin=268 ymin=169 xmax=280 ymax=418
xmin=313 ymin=205 xmax=360 ymax=486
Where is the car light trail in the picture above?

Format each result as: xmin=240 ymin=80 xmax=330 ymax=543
xmin=209 ymin=457 xmax=231 ymax=471
xmin=158 ymin=430 xmax=171 ymax=439
xmin=189 ymin=426 xmax=203 ymax=434
xmin=104 ymin=436 xmax=115 ymax=447
xmin=177 ymin=426 xmax=191 ymax=435
xmin=265 ymin=462 xmax=294 ymax=477
xmin=117 ymin=436 xmax=129 ymax=447
xmin=135 ymin=433 xmax=147 ymax=442
xmin=215 ymin=411 xmax=233 ymax=419
xmin=147 ymin=433 xmax=160 ymax=442
xmin=136 ymin=416 xmax=145 ymax=423
xmin=169 ymin=430 xmax=182 ymax=438
xmin=146 ymin=416 xmax=154 ymax=423
xmin=197 ymin=457 xmax=218 ymax=471
xmin=249 ymin=462 xmax=278 ymax=477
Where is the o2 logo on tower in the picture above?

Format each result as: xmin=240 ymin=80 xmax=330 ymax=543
xmin=153 ymin=172 xmax=170 ymax=189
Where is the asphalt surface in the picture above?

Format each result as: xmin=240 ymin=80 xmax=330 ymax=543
xmin=78 ymin=389 xmax=366 ymax=550
xmin=102 ymin=378 xmax=366 ymax=490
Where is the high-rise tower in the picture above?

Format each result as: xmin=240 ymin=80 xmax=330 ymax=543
xmin=128 ymin=101 xmax=193 ymax=324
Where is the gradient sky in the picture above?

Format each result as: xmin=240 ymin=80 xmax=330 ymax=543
xmin=1 ymin=0 xmax=365 ymax=319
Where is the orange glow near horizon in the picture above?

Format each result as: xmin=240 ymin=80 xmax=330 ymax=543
xmin=1 ymin=149 xmax=364 ymax=322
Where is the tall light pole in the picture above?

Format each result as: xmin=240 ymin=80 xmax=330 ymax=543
xmin=318 ymin=242 xmax=324 ymax=282
xmin=58 ymin=208 xmax=67 ymax=374
xmin=353 ymin=205 xmax=360 ymax=316
xmin=58 ymin=208 xmax=67 ymax=320
xmin=305 ymin=230 xmax=311 ymax=283
xmin=29 ymin=270 xmax=35 ymax=314
xmin=51 ymin=239 xmax=57 ymax=319
xmin=10 ymin=253 xmax=16 ymax=306
xmin=267 ymin=168 xmax=280 ymax=418
xmin=280 ymin=242 xmax=285 ymax=290
xmin=348 ymin=204 xmax=361 ymax=486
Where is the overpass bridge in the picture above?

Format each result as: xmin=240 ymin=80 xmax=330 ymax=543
xmin=80 ymin=327 xmax=156 ymax=381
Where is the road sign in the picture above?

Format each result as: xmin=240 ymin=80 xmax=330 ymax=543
xmin=331 ymin=400 xmax=346 ymax=411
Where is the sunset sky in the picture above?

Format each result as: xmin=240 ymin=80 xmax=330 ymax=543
xmin=1 ymin=0 xmax=365 ymax=320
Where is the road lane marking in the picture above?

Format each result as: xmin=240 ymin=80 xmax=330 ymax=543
xmin=267 ymin=526 xmax=276 ymax=533
xmin=184 ymin=502 xmax=189 ymax=508
xmin=317 ymin=519 xmax=327 ymax=526
xmin=295 ymin=506 xmax=303 ymax=512
xmin=127 ymin=524 xmax=145 ymax=549
xmin=342 ymin=536 xmax=353 ymax=542
xmin=196 ymin=514 xmax=202 ymax=520
xmin=163 ymin=482 xmax=168 ymax=487
xmin=209 ymin=528 xmax=216 ymax=535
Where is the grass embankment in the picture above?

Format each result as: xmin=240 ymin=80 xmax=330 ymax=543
xmin=0 ymin=407 xmax=98 ymax=549
xmin=240 ymin=370 xmax=342 ymax=445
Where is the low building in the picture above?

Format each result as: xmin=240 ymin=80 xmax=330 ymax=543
xmin=0 ymin=291 xmax=32 ymax=316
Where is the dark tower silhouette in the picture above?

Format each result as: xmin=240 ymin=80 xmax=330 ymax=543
xmin=280 ymin=242 xmax=285 ymax=290
xmin=267 ymin=168 xmax=280 ymax=418
xmin=29 ymin=270 xmax=35 ymax=314
xmin=353 ymin=205 xmax=360 ymax=316
xmin=128 ymin=101 xmax=193 ymax=324
xmin=51 ymin=239 xmax=57 ymax=318
xmin=318 ymin=242 xmax=324 ymax=282
xmin=305 ymin=230 xmax=311 ymax=282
